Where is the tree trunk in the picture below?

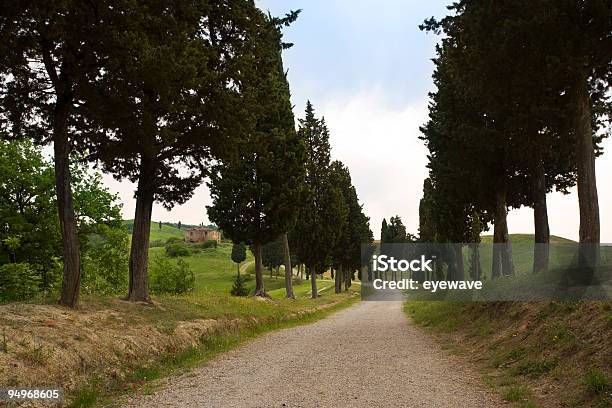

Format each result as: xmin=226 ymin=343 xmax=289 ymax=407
xmin=253 ymin=241 xmax=266 ymax=297
xmin=492 ymin=181 xmax=514 ymax=278
xmin=344 ymin=268 xmax=350 ymax=291
xmin=282 ymin=234 xmax=294 ymax=299
xmin=335 ymin=265 xmax=342 ymax=294
xmin=127 ymin=167 xmax=154 ymax=302
xmin=237 ymin=262 xmax=240 ymax=277
xmin=453 ymin=244 xmax=464 ymax=281
xmin=310 ymin=267 xmax=318 ymax=298
xmin=532 ymin=157 xmax=550 ymax=273
xmin=574 ymin=71 xmax=600 ymax=269
xmin=54 ymin=97 xmax=81 ymax=308
xmin=469 ymin=243 xmax=481 ymax=280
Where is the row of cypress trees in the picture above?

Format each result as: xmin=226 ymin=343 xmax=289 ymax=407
xmin=0 ymin=1 xmax=372 ymax=306
xmin=418 ymin=0 xmax=610 ymax=278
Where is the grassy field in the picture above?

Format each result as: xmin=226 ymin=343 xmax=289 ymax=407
xmin=147 ymin=242 xmax=319 ymax=295
xmin=475 ymin=234 xmax=575 ymax=278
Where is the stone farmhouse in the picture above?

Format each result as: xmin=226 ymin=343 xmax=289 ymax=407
xmin=184 ymin=227 xmax=221 ymax=243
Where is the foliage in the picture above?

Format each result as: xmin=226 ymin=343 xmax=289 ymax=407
xmin=149 ymin=256 xmax=195 ymax=295
xmin=231 ymin=242 xmax=247 ymax=265
xmin=292 ymin=102 xmax=348 ymax=275
xmin=329 ymin=161 xmax=373 ymax=274
xmin=0 ymin=140 xmax=125 ymax=300
xmin=230 ymin=274 xmax=249 ymax=297
xmin=165 ymin=243 xmax=191 ymax=258
xmin=0 ymin=263 xmax=42 ymax=303
xmin=81 ymin=226 xmax=129 ymax=295
xmin=261 ymin=237 xmax=285 ymax=270
xmin=207 ymin=10 xmax=303 ymax=296
xmin=149 ymin=239 xmax=166 ymax=248
xmin=199 ymin=240 xmax=218 ymax=250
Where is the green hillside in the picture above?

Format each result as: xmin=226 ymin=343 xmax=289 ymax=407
xmin=123 ymin=220 xmax=191 ymax=242
xmin=480 ymin=233 xmax=575 ymax=244
xmin=473 ymin=234 xmax=578 ymax=277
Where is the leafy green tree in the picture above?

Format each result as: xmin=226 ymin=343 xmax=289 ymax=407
xmin=78 ymin=1 xmax=267 ymax=301
xmin=0 ymin=0 xmax=112 ymax=307
xmin=149 ymin=256 xmax=194 ymax=295
xmin=262 ymin=237 xmax=285 ymax=278
xmin=0 ymin=139 xmax=126 ymax=300
xmin=207 ymin=10 xmax=304 ymax=297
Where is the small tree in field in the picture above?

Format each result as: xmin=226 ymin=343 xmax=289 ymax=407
xmin=231 ymin=242 xmax=247 ymax=276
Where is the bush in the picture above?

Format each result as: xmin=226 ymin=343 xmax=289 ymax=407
xmin=199 ymin=240 xmax=218 ymax=249
xmin=166 ymin=236 xmax=183 ymax=244
xmin=165 ymin=243 xmax=190 ymax=257
xmin=150 ymin=256 xmax=195 ymax=294
xmin=0 ymin=263 xmax=42 ymax=303
xmin=149 ymin=239 xmax=165 ymax=248
xmin=81 ymin=227 xmax=129 ymax=295
xmin=230 ymin=274 xmax=249 ymax=296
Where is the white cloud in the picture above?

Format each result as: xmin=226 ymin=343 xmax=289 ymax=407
xmin=318 ymin=89 xmax=429 ymax=238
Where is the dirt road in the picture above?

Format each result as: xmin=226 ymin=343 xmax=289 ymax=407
xmin=123 ymin=301 xmax=504 ymax=407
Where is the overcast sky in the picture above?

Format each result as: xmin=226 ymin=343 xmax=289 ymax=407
xmin=102 ymin=0 xmax=611 ymax=242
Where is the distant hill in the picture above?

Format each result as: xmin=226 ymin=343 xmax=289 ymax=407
xmin=480 ymin=234 xmax=575 ymax=244
xmin=122 ymin=220 xmax=217 ymax=242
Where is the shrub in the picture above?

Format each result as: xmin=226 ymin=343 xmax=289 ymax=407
xmin=166 ymin=236 xmax=183 ymax=244
xmin=150 ymin=256 xmax=195 ymax=294
xmin=81 ymin=227 xmax=129 ymax=295
xmin=230 ymin=274 xmax=249 ymax=296
xmin=0 ymin=263 xmax=42 ymax=303
xmin=165 ymin=243 xmax=190 ymax=257
xmin=149 ymin=239 xmax=165 ymax=248
xmin=199 ymin=240 xmax=218 ymax=249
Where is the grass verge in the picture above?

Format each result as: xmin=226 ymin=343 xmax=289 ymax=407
xmin=70 ymin=292 xmax=358 ymax=408
xmin=404 ymin=301 xmax=612 ymax=408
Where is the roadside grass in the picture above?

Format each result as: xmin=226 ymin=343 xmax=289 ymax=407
xmin=1 ymin=235 xmax=362 ymax=408
xmin=67 ymin=291 xmax=359 ymax=408
xmin=404 ymin=301 xmax=612 ymax=408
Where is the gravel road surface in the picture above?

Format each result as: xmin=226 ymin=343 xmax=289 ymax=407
xmin=123 ymin=301 xmax=504 ymax=407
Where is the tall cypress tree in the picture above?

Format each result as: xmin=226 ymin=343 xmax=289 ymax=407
xmin=207 ymin=10 xmax=304 ymax=298
xmin=293 ymin=102 xmax=348 ymax=298
xmin=329 ymin=161 xmax=372 ymax=293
